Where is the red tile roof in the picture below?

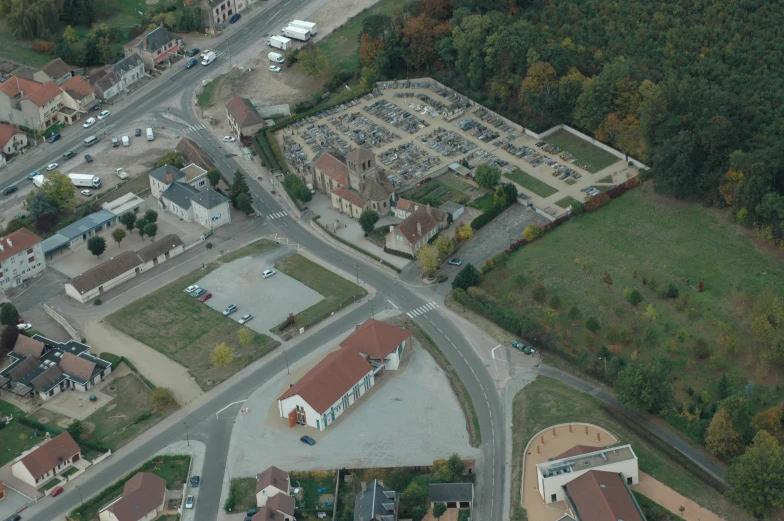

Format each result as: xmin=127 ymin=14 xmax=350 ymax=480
xmin=313 ymin=150 xmax=348 ymax=185
xmin=106 ymin=472 xmax=166 ymax=521
xmin=554 ymin=445 xmax=603 ymax=460
xmin=340 ymin=319 xmax=411 ymax=359
xmin=0 ymin=75 xmax=43 ymax=98
xmin=332 ymin=186 xmax=367 ymax=208
xmin=60 ymin=75 xmax=94 ymax=100
xmin=23 ymin=81 xmax=61 ymax=107
xmin=18 ymin=432 xmax=80 ymax=480
xmin=256 ymin=466 xmax=289 ymax=494
xmin=392 ymin=205 xmax=438 ymax=245
xmin=0 ymin=123 xmax=25 ymax=149
xmin=279 ymin=349 xmax=373 ymax=414
xmin=0 ymin=228 xmax=42 ymax=263
xmin=346 ymin=147 xmax=375 ymax=167
xmin=395 ymin=198 xmax=414 ymax=213
xmin=266 ymin=492 xmax=295 ymax=516
xmin=225 ymin=96 xmax=265 ymax=128
xmin=12 ymin=335 xmax=46 ymax=358
xmin=564 ymin=470 xmax=644 ymax=521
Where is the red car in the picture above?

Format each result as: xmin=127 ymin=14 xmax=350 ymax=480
xmin=50 ymin=486 xmax=64 ymax=497
xmin=199 ymin=292 xmax=212 ymax=302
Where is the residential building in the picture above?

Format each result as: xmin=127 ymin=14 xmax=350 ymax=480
xmin=251 ymin=505 xmax=295 ymax=521
xmin=0 ymin=228 xmax=45 ymax=290
xmin=339 ymin=319 xmax=411 ymax=371
xmin=392 ymin=198 xmax=448 ymax=223
xmin=385 ymin=205 xmax=440 ymax=257
xmin=209 ymin=0 xmax=237 ymax=29
xmin=175 ymin=137 xmax=216 ymax=171
xmin=150 ymin=165 xmax=231 ymax=230
xmin=226 ymin=96 xmax=265 ymax=138
xmin=0 ymin=123 xmax=28 ymax=156
xmin=42 ymin=209 xmax=118 ymax=257
xmin=562 ymin=470 xmax=646 ymax=521
xmin=10 ymin=432 xmax=81 ymax=488
xmin=90 ymin=54 xmax=146 ymax=100
xmin=0 ymin=335 xmax=112 ymax=400
xmin=124 ymin=27 xmax=179 ymax=70
xmin=149 ymin=164 xmax=208 ymax=198
xmin=429 ymin=483 xmax=473 ymax=510
xmin=59 ymin=75 xmax=96 ymax=113
xmin=255 ymin=466 xmax=290 ymax=507
xmin=34 ymin=58 xmax=75 ymax=85
xmin=0 ymin=481 xmax=5 ymax=500
xmin=264 ymin=493 xmax=295 ymax=521
xmin=98 ymin=472 xmax=166 ymax=521
xmin=354 ymin=479 xmax=396 ymax=521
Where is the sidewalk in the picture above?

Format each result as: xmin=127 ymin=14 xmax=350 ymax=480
xmin=636 ymin=472 xmax=724 ymax=521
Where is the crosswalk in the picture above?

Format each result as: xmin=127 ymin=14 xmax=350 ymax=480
xmin=407 ymin=301 xmax=439 ymax=318
xmin=267 ymin=211 xmax=288 ymax=220
xmin=183 ymin=124 xmax=207 ymax=134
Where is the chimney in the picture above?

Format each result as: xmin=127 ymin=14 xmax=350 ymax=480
xmin=7 ymin=238 xmax=12 ymax=247
xmin=166 ymin=173 xmax=173 ymax=183
xmin=416 ymin=221 xmax=422 ymax=236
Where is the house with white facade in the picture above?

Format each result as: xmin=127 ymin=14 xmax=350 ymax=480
xmin=10 ymin=432 xmax=81 ymax=488
xmin=385 ymin=204 xmax=440 ymax=257
xmin=339 ymin=319 xmax=412 ymax=372
xmin=0 ymin=228 xmax=45 ymax=290
xmin=90 ymin=53 xmax=146 ymax=100
xmin=149 ymin=164 xmax=230 ymax=230
xmin=124 ymin=27 xmax=179 ymax=70
xmin=0 ymin=123 xmax=28 ymax=156
xmin=98 ymin=472 xmax=166 ymax=521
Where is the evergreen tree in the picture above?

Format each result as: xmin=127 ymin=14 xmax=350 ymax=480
xmin=230 ymin=171 xmax=250 ymax=207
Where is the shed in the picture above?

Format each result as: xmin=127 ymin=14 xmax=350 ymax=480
xmin=43 ymin=210 xmax=117 ymax=256
xmin=429 ymin=483 xmax=474 ymax=509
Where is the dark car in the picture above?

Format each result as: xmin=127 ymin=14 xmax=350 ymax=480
xmin=229 ymin=13 xmax=241 ymax=23
xmin=185 ymin=58 xmax=198 ymax=69
xmin=63 ymin=150 xmax=76 ymax=160
xmin=84 ymin=154 xmax=93 ymax=163
xmin=190 ymin=475 xmax=200 ymax=488
xmin=135 ymin=128 xmax=142 ymax=137
xmin=8 ymin=515 xmax=21 ymax=521
xmin=300 ymin=435 xmax=316 ymax=445
xmin=187 ymin=48 xmax=200 ymax=57
xmin=27 ymin=171 xmax=40 ymax=179
xmin=2 ymin=186 xmax=18 ymax=196
xmin=247 ymin=508 xmax=258 ymax=516
xmin=90 ymin=103 xmax=101 ymax=111
xmin=47 ymin=132 xmax=61 ymax=143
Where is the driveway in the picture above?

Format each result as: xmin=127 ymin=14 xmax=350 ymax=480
xmin=0 ymin=485 xmax=33 ymax=520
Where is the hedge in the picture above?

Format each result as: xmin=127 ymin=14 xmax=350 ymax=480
xmin=17 ymin=417 xmax=109 ymax=454
xmin=312 ymin=216 xmax=401 ymax=273
xmin=470 ymin=202 xmax=508 ymax=230
xmin=453 ymin=287 xmax=535 ymax=336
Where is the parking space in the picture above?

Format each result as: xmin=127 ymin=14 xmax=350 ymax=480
xmin=0 ymin=485 xmax=33 ymax=520
xmin=195 ymin=255 xmax=323 ymax=334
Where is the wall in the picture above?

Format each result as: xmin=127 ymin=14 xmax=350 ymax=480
xmin=65 ymin=266 xmax=138 ymax=303
xmin=42 ymin=303 xmax=80 ymax=340
xmin=256 ymin=104 xmax=291 ymax=118
xmin=193 ymin=201 xmax=231 ymax=229
xmin=527 ymin=124 xmax=649 ymax=170
xmin=1 ymin=132 xmax=28 ymax=155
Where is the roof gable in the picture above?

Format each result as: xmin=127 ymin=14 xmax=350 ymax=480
xmin=0 ymin=123 xmax=25 ymax=148
xmin=60 ymin=75 xmax=94 ymax=100
xmin=18 ymin=432 xmax=80 ymax=479
xmin=266 ymin=492 xmax=295 ymax=516
xmin=191 ymin=188 xmax=228 ymax=210
xmin=67 ymin=251 xmax=143 ymax=294
xmin=332 ymin=186 xmax=367 ymax=208
xmin=313 ymin=150 xmax=348 ymax=185
xmin=59 ymin=351 xmax=97 ymax=381
xmin=0 ymin=227 xmax=42 ymax=262
xmin=149 ymin=164 xmax=185 ymax=184
xmin=564 ymin=470 xmax=644 ymax=521
xmin=256 ymin=466 xmax=289 ymax=494
xmin=226 ymin=96 xmax=265 ymax=127
xmin=106 ymin=472 xmax=166 ymax=521
xmin=0 ymin=75 xmax=43 ymax=98
xmin=175 ymin=138 xmax=216 ymax=171
xmin=23 ymin=81 xmax=61 ymax=106
xmin=115 ymin=53 xmax=143 ymax=73
xmin=554 ymin=445 xmax=603 ymax=460
xmin=340 ymin=319 xmax=411 ymax=359
xmin=136 ymin=234 xmax=183 ymax=262
xmin=41 ymin=58 xmax=73 ymax=79
xmin=161 ymin=181 xmax=199 ymax=210
xmin=13 ymin=335 xmax=47 ymax=358
xmin=392 ymin=206 xmax=438 ymax=244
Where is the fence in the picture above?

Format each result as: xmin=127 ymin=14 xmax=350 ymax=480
xmin=41 ymin=303 xmax=80 ymax=340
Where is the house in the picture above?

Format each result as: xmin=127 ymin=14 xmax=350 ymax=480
xmin=278 ymin=348 xmax=375 ymax=431
xmin=255 ymin=466 xmax=290 ymax=507
xmin=34 ymin=58 xmax=75 ymax=85
xmin=392 ymin=199 xmax=448 ymax=223
xmin=536 ymin=444 xmax=640 ymax=505
xmin=0 ymin=228 xmax=45 ymax=290
xmin=10 ymin=432 xmax=81 ymax=488
xmin=0 ymin=481 xmax=5 ymax=500
xmin=90 ymin=54 xmax=146 ymax=100
xmin=354 ymin=479 xmax=397 ymax=521
xmin=150 ymin=165 xmax=231 ymax=230
xmin=42 ymin=209 xmax=118 ymax=257
xmin=385 ymin=205 xmax=439 ymax=257
xmin=252 ymin=504 xmax=295 ymax=521
xmin=0 ymin=76 xmax=50 ymax=130
xmin=429 ymin=483 xmax=473 ymax=510
xmin=59 ymin=75 xmax=96 ymax=113
xmin=175 ymin=137 xmax=216 ymax=171
xmin=98 ymin=472 xmax=166 ymax=521
xmin=149 ymin=164 xmax=208 ymax=198
xmin=562 ymin=470 xmax=646 ymax=521
xmin=0 ymin=123 xmax=28 ymax=156
xmin=0 ymin=335 xmax=112 ymax=400
xmin=339 ymin=319 xmax=412 ymax=371
xmin=64 ymin=235 xmax=184 ymax=303
xmin=209 ymin=0 xmax=238 ymax=29
xmin=226 ymin=96 xmax=265 ymax=138
xmin=124 ymin=27 xmax=179 ymax=69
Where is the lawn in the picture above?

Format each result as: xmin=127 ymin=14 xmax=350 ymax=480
xmin=84 ymin=374 xmax=177 ymax=451
xmin=106 ymin=246 xmax=280 ymax=390
xmin=510 ymin=377 xmax=751 ymax=521
xmin=0 ymin=402 xmax=48 ymax=467
xmin=273 ymin=254 xmax=366 ymax=332
xmin=228 ymin=478 xmax=257 ymax=513
xmin=479 ymin=185 xmax=784 ymax=442
xmin=289 ymin=471 xmax=336 ymax=517
xmin=554 ymin=196 xmax=580 ymax=209
xmin=198 ymin=77 xmax=221 ymax=108
xmin=468 ymin=192 xmax=495 ymax=212
xmin=544 ymin=128 xmax=620 ymax=173
xmin=0 ymin=35 xmax=51 ymax=67
xmin=504 ymin=169 xmax=558 ymax=198
xmin=221 ymin=239 xmax=280 ymax=263
xmin=317 ymin=0 xmax=409 ymax=74
xmin=400 ymin=179 xmax=471 ymax=206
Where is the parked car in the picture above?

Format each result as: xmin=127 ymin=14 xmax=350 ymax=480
xmin=187 ymin=48 xmax=200 ymax=57
xmin=46 ymin=162 xmax=59 ymax=171
xmin=448 ymin=258 xmax=462 ymax=266
xmin=135 ymin=128 xmax=142 ymax=137
xmin=17 ymin=323 xmax=32 ymax=330
xmin=84 ymin=154 xmax=93 ymax=163
xmin=8 ymin=514 xmax=21 ymax=521
xmin=192 ymin=288 xmax=207 ymax=298
xmin=229 ymin=13 xmax=241 ymax=23
xmin=185 ymin=495 xmax=194 ymax=509
xmin=98 ymin=110 xmax=110 ymax=120
xmin=50 ymin=486 xmax=64 ymax=497
xmin=90 ymin=103 xmax=101 ymax=111
xmin=2 ymin=186 xmax=18 ymax=196
xmin=83 ymin=117 xmax=96 ymax=128
xmin=238 ymin=314 xmax=253 ymax=324
xmin=523 ymin=347 xmax=535 ymax=355
xmin=269 ymin=65 xmax=281 ymax=73
xmin=223 ymin=304 xmax=238 ymax=316
xmin=186 ymin=58 xmax=198 ymax=69
xmin=261 ymin=269 xmax=276 ymax=279
xmin=199 ymin=292 xmax=212 ymax=302
xmin=190 ymin=476 xmax=200 ymax=488
xmin=47 ymin=132 xmax=61 ymax=143
xmin=223 ymin=136 xmax=236 ymax=142
xmin=80 ymin=190 xmax=92 ymax=196
xmin=185 ymin=285 xmax=200 ymax=293
xmin=300 ymin=435 xmax=316 ymax=446
xmin=247 ymin=508 xmax=258 ymax=516
xmin=27 ymin=171 xmax=40 ymax=179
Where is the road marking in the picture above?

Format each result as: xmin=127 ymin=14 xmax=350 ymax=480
xmin=267 ymin=211 xmax=288 ymax=220
xmin=215 ymin=399 xmax=246 ymax=420
xmin=406 ymin=301 xmax=439 ymax=318
xmin=387 ymin=299 xmax=398 ymax=309
xmin=273 ymin=8 xmax=281 ymax=16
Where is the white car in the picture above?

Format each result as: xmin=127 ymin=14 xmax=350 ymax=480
xmin=83 ymin=117 xmax=96 ymax=128
xmin=269 ymin=65 xmax=281 ymax=73
xmin=98 ymin=110 xmax=111 ymax=120
xmin=17 ymin=323 xmax=32 ymax=331
xmin=185 ymin=284 xmax=200 ymax=294
xmin=46 ymin=162 xmax=59 ymax=171
xmin=185 ymin=495 xmax=194 ymax=509
xmin=261 ymin=269 xmax=276 ymax=279
xmin=80 ymin=190 xmax=92 ymax=196
xmin=238 ymin=314 xmax=253 ymax=324
xmin=223 ymin=136 xmax=236 ymax=142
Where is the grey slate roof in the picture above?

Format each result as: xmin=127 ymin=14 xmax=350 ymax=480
xmin=354 ymin=479 xmax=396 ymax=521
xmin=135 ymin=27 xmax=176 ymax=52
xmin=161 ymin=182 xmax=199 ymax=210
xmin=43 ymin=209 xmax=116 ymax=253
xmin=114 ymin=53 xmax=143 ymax=74
xmin=191 ymin=188 xmax=228 ymax=210
xmin=136 ymin=234 xmax=183 ymax=262
xmin=150 ymin=164 xmax=185 ymax=184
xmin=428 ymin=483 xmax=473 ymax=503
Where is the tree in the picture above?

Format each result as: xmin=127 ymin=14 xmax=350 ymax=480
xmin=151 ymin=387 xmax=175 ymax=407
xmin=726 ymin=431 xmax=784 ymax=518
xmin=0 ymin=303 xmax=19 ymax=326
xmin=67 ymin=420 xmax=85 ymax=440
xmin=154 ymin=152 xmax=184 ymax=168
xmin=238 ymin=327 xmax=254 ymax=346
xmin=644 ymin=304 xmax=659 ymax=323
xmin=55 ymin=40 xmax=73 ymax=63
xmin=432 ymin=459 xmax=459 ymax=483
xmin=298 ymin=46 xmax=329 ymax=76
xmin=532 ymin=284 xmax=547 ymax=303
xmin=753 ymin=404 xmax=784 ymax=441
xmin=0 ymin=326 xmax=20 ymax=357
xmin=39 ymin=172 xmax=76 ymax=210
xmin=230 ymin=171 xmax=250 ymax=207
xmin=523 ymin=224 xmax=544 ymax=242
xmin=585 ymin=317 xmax=600 ymax=332
xmin=432 ymin=503 xmax=447 ymax=520
xmin=718 ymin=373 xmax=731 ymax=399
xmin=144 ymin=222 xmax=158 ymax=241
xmin=207 ymin=168 xmax=221 ymax=187
xmin=62 ymin=25 xmax=78 ymax=43
xmin=3 ymin=218 xmax=24 ymax=234
xmin=211 ymin=342 xmax=234 ymax=367
xmin=82 ymin=37 xmax=101 ymax=66
xmin=613 ymin=361 xmax=672 ymax=414
xmin=452 ymin=263 xmax=480 ymax=290
xmin=112 ymin=228 xmax=126 ymax=247
xmin=87 ymin=236 xmax=106 ymax=257
xmin=475 ymin=164 xmax=501 ymax=188
xmin=29 ymin=192 xmax=58 ymax=219
xmin=35 ymin=212 xmax=59 ymax=233
xmin=119 ymin=212 xmax=136 ymax=231
xmin=143 ymin=209 xmax=158 ymax=223
xmin=567 ymin=306 xmax=582 ymax=320
xmin=434 ymin=235 xmax=454 ymax=258
xmin=135 ymin=218 xmax=148 ymax=237
xmin=456 ymin=223 xmax=473 ymax=241
xmin=359 ymin=210 xmax=380 ymax=236
xmin=705 ymin=408 xmax=742 ymax=457
xmin=603 ymin=271 xmax=614 ymax=289
xmin=417 ymin=244 xmax=439 ymax=277
xmin=236 ymin=192 xmax=253 ymax=215
xmin=627 ymin=289 xmax=643 ymax=306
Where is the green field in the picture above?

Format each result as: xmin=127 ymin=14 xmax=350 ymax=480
xmin=510 ymin=377 xmax=750 ymax=521
xmin=400 ymin=179 xmax=471 ymax=206
xmin=0 ymin=35 xmax=51 ymax=67
xmin=0 ymin=402 xmax=42 ymax=467
xmin=468 ymin=192 xmax=495 ymax=212
xmin=289 ymin=472 xmax=336 ymax=517
xmin=544 ymin=128 xmax=620 ymax=173
xmin=198 ymin=78 xmax=221 ymax=107
xmin=554 ymin=196 xmax=580 ymax=209
xmin=228 ymin=478 xmax=257 ymax=512
xmin=504 ymin=169 xmax=558 ymax=198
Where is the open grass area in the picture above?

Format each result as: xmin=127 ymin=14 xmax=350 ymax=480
xmin=229 ymin=478 xmax=257 ymax=512
xmin=0 ymin=402 xmax=45 ymax=467
xmin=221 ymin=239 xmax=279 ymax=263
xmin=504 ymin=169 xmax=558 ymax=198
xmin=480 ymin=185 xmax=784 ymax=442
xmin=468 ymin=192 xmax=495 ymax=212
xmin=510 ymin=377 xmax=751 ymax=521
xmin=554 ymin=196 xmax=580 ymax=209
xmin=317 ymin=0 xmax=409 ymax=74
xmin=0 ymin=36 xmax=51 ymax=67
xmin=84 ymin=374 xmax=177 ymax=451
xmin=400 ymin=179 xmax=472 ymax=206
xmin=198 ymin=78 xmax=222 ymax=108
xmin=544 ymin=128 xmax=620 ymax=173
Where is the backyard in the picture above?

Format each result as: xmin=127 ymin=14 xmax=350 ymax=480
xmin=503 ymin=169 xmax=558 ymax=198
xmin=228 ymin=471 xmax=335 ymax=517
xmin=543 ymin=128 xmax=620 ymax=173
xmin=510 ymin=377 xmax=750 ymax=521
xmin=0 ymin=401 xmax=43 ymax=467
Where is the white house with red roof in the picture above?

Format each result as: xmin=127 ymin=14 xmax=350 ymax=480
xmin=11 ymin=432 xmax=81 ymax=488
xmin=0 ymin=123 xmax=28 ymax=156
xmin=340 ymin=318 xmax=412 ymax=371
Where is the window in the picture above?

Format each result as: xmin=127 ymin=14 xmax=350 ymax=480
xmin=550 ymin=494 xmax=557 ymax=502
xmin=26 ymin=248 xmax=33 ymax=254
xmin=28 ymin=256 xmax=34 ymax=263
xmin=627 ymin=477 xmax=633 ymax=485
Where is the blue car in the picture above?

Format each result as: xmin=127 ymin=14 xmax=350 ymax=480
xmin=47 ymin=132 xmax=61 ymax=143
xmin=186 ymin=58 xmax=198 ymax=69
xmin=28 ymin=171 xmax=41 ymax=179
xmin=229 ymin=13 xmax=241 ymax=23
xmin=300 ymin=435 xmax=316 ymax=445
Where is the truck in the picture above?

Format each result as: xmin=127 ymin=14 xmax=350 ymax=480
xmin=282 ymin=25 xmax=310 ymax=41
xmin=268 ymin=52 xmax=285 ymax=64
xmin=32 ymin=175 xmax=49 ymax=188
xmin=268 ymin=35 xmax=292 ymax=51
xmin=115 ymin=168 xmax=129 ymax=179
xmin=122 ymin=135 xmax=130 ymax=147
xmin=68 ymin=174 xmax=102 ymax=189
xmin=290 ymin=20 xmax=317 ymax=35
xmin=201 ymin=50 xmax=217 ymax=66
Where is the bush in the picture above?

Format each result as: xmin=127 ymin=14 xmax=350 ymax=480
xmin=584 ymin=192 xmax=611 ymax=212
xmin=453 ymin=288 xmax=535 ymax=337
xmin=627 ymin=289 xmax=643 ymax=306
xmin=206 ymin=242 xmax=213 ymax=249
xmin=282 ymin=174 xmax=313 ymax=202
xmin=523 ymin=223 xmax=544 ymax=242
xmin=586 ymin=317 xmax=600 ymax=332
xmin=549 ymin=295 xmax=562 ymax=310
xmin=568 ymin=306 xmax=582 ymax=320
xmin=531 ymin=284 xmax=547 ymax=303
xmin=32 ymin=40 xmax=55 ymax=54
xmin=693 ymin=337 xmax=711 ymax=359
xmin=470 ymin=203 xmax=506 ymax=230
xmin=665 ymin=283 xmax=679 ymax=298
xmin=93 ymin=299 xmax=102 ymax=305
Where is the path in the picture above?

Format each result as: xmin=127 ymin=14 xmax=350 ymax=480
xmin=637 ymin=472 xmax=725 ymax=521
xmin=84 ymin=320 xmax=204 ymax=406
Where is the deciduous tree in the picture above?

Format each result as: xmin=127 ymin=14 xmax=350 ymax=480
xmin=705 ymin=408 xmax=742 ymax=457
xmin=87 ymin=236 xmax=106 ymax=257
xmin=119 ymin=212 xmax=136 ymax=231
xmin=62 ymin=25 xmax=78 ymax=43
xmin=211 ymin=342 xmax=234 ymax=368
xmin=474 ymin=164 xmax=501 ymax=188
xmin=154 ymin=152 xmax=184 ymax=168
xmin=456 ymin=224 xmax=473 ymax=241
xmin=39 ymin=172 xmax=76 ymax=210
xmin=207 ymin=168 xmax=221 ymax=187
xmin=112 ymin=228 xmax=126 ymax=247
xmin=726 ymin=431 xmax=784 ymax=518
xmin=432 ymin=503 xmax=447 ymax=520
xmin=144 ymin=209 xmax=158 ymax=223
xmin=359 ymin=210 xmax=380 ymax=236
xmin=417 ymin=244 xmax=439 ymax=277
xmin=151 ymin=387 xmax=175 ymax=408
xmin=523 ymin=223 xmax=543 ymax=242
xmin=67 ymin=420 xmax=85 ymax=440
xmin=0 ymin=303 xmax=19 ymax=326
xmin=434 ymin=235 xmax=454 ymax=258
xmin=613 ymin=361 xmax=672 ymax=414
xmin=144 ymin=222 xmax=157 ymax=241
xmin=135 ymin=218 xmax=148 ymax=237
xmin=0 ymin=326 xmax=20 ymax=356
xmin=238 ymin=327 xmax=254 ymax=346
xmin=298 ymin=46 xmax=329 ymax=77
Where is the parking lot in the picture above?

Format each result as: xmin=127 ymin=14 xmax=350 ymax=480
xmin=195 ymin=254 xmax=324 ymax=334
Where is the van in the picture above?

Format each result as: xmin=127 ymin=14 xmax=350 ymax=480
xmin=112 ymin=138 xmax=119 ymax=147
xmin=122 ymin=136 xmax=130 ymax=147
xmin=84 ymin=135 xmax=99 ymax=147
xmin=268 ymin=52 xmax=285 ymax=64
xmin=63 ymin=151 xmax=76 ymax=160
xmin=146 ymin=128 xmax=154 ymax=141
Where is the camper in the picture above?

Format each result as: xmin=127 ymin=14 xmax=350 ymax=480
xmin=201 ymin=50 xmax=217 ymax=66
xmin=146 ymin=128 xmax=154 ymax=141
xmin=122 ymin=135 xmax=130 ymax=147
xmin=282 ymin=25 xmax=310 ymax=41
xmin=268 ymin=52 xmax=285 ymax=64
xmin=68 ymin=174 xmax=102 ymax=189
xmin=290 ymin=20 xmax=317 ymax=35
xmin=268 ymin=36 xmax=292 ymax=51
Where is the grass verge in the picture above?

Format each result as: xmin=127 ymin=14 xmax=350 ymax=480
xmin=220 ymin=239 xmax=279 ymax=263
xmin=554 ymin=196 xmax=580 ymax=209
xmin=504 ymin=169 xmax=558 ymax=198
xmin=198 ymin=77 xmax=221 ymax=107
xmin=228 ymin=478 xmax=257 ymax=513
xmin=468 ymin=192 xmax=495 ymax=212
xmin=544 ymin=128 xmax=620 ymax=173
xmin=634 ymin=493 xmax=686 ymax=521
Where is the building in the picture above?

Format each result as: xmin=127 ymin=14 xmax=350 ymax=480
xmin=101 ymin=193 xmax=146 ymax=217
xmin=562 ymin=470 xmax=646 ymax=521
xmin=226 ymin=96 xmax=265 ymax=138
xmin=90 ymin=54 xmax=146 ymax=100
xmin=385 ymin=205 xmax=439 ymax=257
xmin=429 ymin=483 xmax=473 ymax=510
xmin=536 ymin=444 xmax=640 ymax=505
xmin=0 ymin=228 xmax=45 ymax=290
xmin=0 ymin=123 xmax=28 ymax=156
xmin=392 ymin=198 xmax=448 ymax=223
xmin=64 ymin=235 xmax=184 ymax=303
xmin=10 ymin=432 xmax=81 ymax=488
xmin=339 ymin=319 xmax=412 ymax=372
xmin=255 ymin=466 xmax=290 ymax=508
xmin=98 ymin=472 xmax=166 ymax=521
xmin=149 ymin=164 xmax=208 ymax=198
xmin=209 ymin=0 xmax=237 ymax=29
xmin=150 ymin=165 xmax=231 ymax=230
xmin=59 ymin=75 xmax=96 ymax=114
xmin=438 ymin=201 xmax=465 ymax=221
xmin=354 ymin=479 xmax=396 ymax=521
xmin=0 ymin=335 xmax=112 ymax=400
xmin=124 ymin=27 xmax=179 ymax=69
xmin=0 ymin=481 xmax=6 ymax=500
xmin=42 ymin=209 xmax=118 ymax=257
xmin=175 ymin=137 xmax=216 ymax=171
xmin=34 ymin=58 xmax=76 ymax=85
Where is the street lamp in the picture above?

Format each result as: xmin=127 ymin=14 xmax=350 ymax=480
xmin=355 ymin=265 xmax=359 ymax=285
xmin=183 ymin=421 xmax=190 ymax=447
xmin=76 ymin=485 xmax=84 ymax=504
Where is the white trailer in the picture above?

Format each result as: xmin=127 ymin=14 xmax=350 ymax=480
xmin=68 ymin=173 xmax=102 ymax=189
xmin=32 ymin=175 xmax=49 ymax=188
xmin=282 ymin=25 xmax=310 ymax=41
xmin=201 ymin=51 xmax=217 ymax=66
xmin=268 ymin=35 xmax=292 ymax=51
xmin=290 ymin=20 xmax=317 ymax=35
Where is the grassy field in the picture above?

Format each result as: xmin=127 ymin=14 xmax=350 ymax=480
xmin=0 ymin=35 xmax=51 ymax=67
xmin=221 ymin=239 xmax=280 ymax=263
xmin=468 ymin=192 xmax=495 ymax=212
xmin=198 ymin=78 xmax=222 ymax=107
xmin=0 ymin=402 xmax=41 ymax=466
xmin=317 ymin=0 xmax=408 ymax=74
xmin=84 ymin=374 xmax=177 ymax=451
xmin=400 ymin=179 xmax=471 ymax=206
xmin=480 ymin=185 xmax=784 ymax=441
xmin=504 ymin=169 xmax=558 ymax=198
xmin=229 ymin=478 xmax=257 ymax=513
xmin=273 ymin=254 xmax=366 ymax=332
xmin=544 ymin=128 xmax=620 ymax=173
xmin=554 ymin=196 xmax=580 ymax=209
xmin=510 ymin=377 xmax=750 ymax=521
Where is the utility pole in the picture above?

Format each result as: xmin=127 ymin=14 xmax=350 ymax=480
xmin=284 ymin=350 xmax=290 ymax=374
xmin=183 ymin=421 xmax=190 ymax=446
xmin=355 ymin=265 xmax=359 ymax=285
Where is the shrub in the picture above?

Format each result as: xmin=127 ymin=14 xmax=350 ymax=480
xmin=523 ymin=223 xmax=544 ymax=242
xmin=584 ymin=192 xmax=611 ymax=212
xmin=452 ymin=263 xmax=480 ymax=290
xmin=93 ymin=299 xmax=102 ymax=305
xmin=627 ymin=289 xmax=643 ymax=306
xmin=666 ymin=283 xmax=679 ymax=298
xmin=453 ymin=288 xmax=535 ymax=337
xmin=206 ymin=242 xmax=213 ymax=249
xmin=470 ymin=204 xmax=506 ymax=230
xmin=549 ymin=295 xmax=562 ymax=310
xmin=32 ymin=40 xmax=56 ymax=54
xmin=531 ymin=284 xmax=547 ymax=303
xmin=585 ymin=317 xmax=600 ymax=332
xmin=567 ymin=306 xmax=582 ymax=320
xmin=693 ymin=337 xmax=711 ymax=359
